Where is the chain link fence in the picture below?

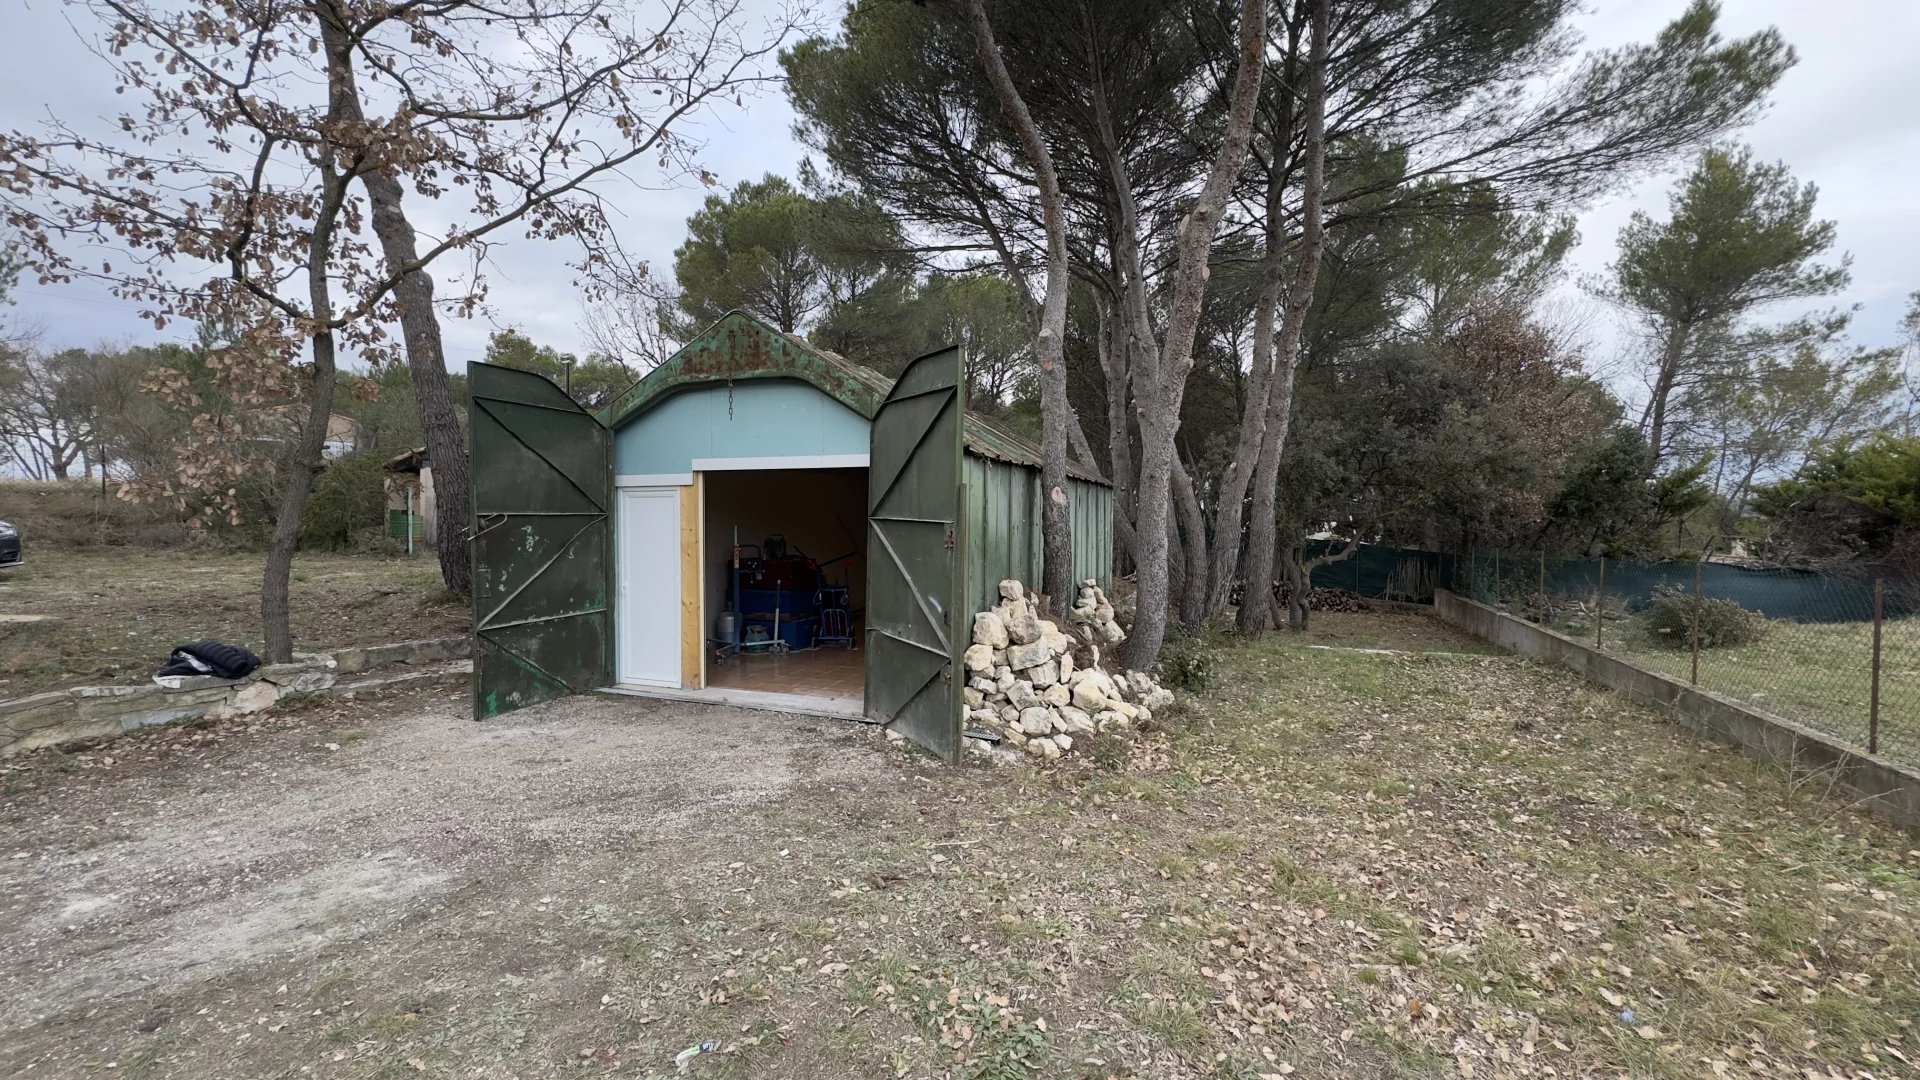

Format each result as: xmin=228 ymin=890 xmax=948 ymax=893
xmin=1451 ymin=550 xmax=1917 ymax=766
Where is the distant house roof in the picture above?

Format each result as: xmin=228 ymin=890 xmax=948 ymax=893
xmin=384 ymin=447 xmax=428 ymax=474
xmin=596 ymin=309 xmax=1108 ymax=485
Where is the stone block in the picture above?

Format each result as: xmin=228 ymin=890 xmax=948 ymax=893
xmin=973 ymin=611 xmax=1009 ymax=649
xmin=1006 ymin=640 xmax=1051 ymax=671
xmin=1019 ymin=707 xmax=1055 ymax=736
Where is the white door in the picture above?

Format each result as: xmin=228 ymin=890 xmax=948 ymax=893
xmin=617 ymin=486 xmax=681 ymax=686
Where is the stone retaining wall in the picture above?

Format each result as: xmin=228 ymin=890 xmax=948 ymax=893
xmin=1 ymin=636 xmax=471 ymax=757
xmin=1434 ymin=590 xmax=1920 ymax=827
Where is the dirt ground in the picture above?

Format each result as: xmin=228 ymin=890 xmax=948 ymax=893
xmin=0 ymin=550 xmax=467 ymax=697
xmin=2 ymin=616 xmax=1917 ymax=1079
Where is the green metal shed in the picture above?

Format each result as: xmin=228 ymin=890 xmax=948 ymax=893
xmin=468 ymin=310 xmax=1112 ymax=761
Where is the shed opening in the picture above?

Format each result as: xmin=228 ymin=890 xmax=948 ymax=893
xmin=697 ymin=466 xmax=867 ymax=715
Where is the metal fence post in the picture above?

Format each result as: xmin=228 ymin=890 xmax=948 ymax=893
xmin=1690 ymin=558 xmax=1702 ymax=686
xmin=1871 ymin=578 xmax=1884 ymax=755
xmin=1595 ymin=556 xmax=1606 ymax=648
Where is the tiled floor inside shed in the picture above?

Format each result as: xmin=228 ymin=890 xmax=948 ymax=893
xmin=706 ymin=645 xmax=864 ymax=705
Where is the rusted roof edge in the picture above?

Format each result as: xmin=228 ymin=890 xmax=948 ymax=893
xmin=594 ymin=308 xmax=1110 ymax=487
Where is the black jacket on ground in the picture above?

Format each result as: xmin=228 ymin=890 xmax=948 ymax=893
xmin=156 ymin=640 xmax=263 ymax=680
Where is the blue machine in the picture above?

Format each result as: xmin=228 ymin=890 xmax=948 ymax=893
xmin=712 ymin=531 xmax=859 ymax=664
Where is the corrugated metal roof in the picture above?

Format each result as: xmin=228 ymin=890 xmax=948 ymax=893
xmin=597 ymin=309 xmax=1109 ymax=486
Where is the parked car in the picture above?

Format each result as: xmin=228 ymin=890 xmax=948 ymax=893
xmin=0 ymin=520 xmax=19 ymax=568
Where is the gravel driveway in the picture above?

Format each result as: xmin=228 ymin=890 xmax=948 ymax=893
xmin=0 ymin=687 xmax=897 ymax=1077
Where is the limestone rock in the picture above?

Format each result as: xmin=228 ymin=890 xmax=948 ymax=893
xmin=1008 ymin=680 xmax=1040 ymax=710
xmin=1006 ymin=613 xmax=1043 ymax=647
xmin=1053 ymin=734 xmax=1073 ymax=753
xmin=1025 ymin=659 xmax=1059 ymax=689
xmin=994 ymin=668 xmax=1016 ymax=694
xmin=1006 ymin=640 xmax=1052 ymax=670
xmin=963 ymin=643 xmax=994 ymax=673
xmin=973 ymin=611 xmax=1010 ymax=648
xmin=962 ymin=688 xmax=985 ymax=709
xmin=967 ymin=676 xmax=998 ymax=694
xmin=1071 ymin=678 xmax=1108 ymax=713
xmin=967 ymin=707 xmax=1000 ymax=726
xmin=1056 ymin=706 xmax=1095 ymax=734
xmin=999 ymin=579 xmax=1026 ymax=601
xmin=1024 ymin=735 xmax=1049 ymax=757
xmin=1040 ymin=624 xmax=1073 ymax=655
xmin=1144 ymin=686 xmax=1175 ymax=711
xmin=999 ymin=705 xmax=1021 ymax=725
xmin=1018 ymin=707 xmax=1055 ymax=736
xmin=1040 ymin=682 xmax=1071 ymax=708
xmin=228 ymin=680 xmax=280 ymax=716
xmin=1003 ymin=727 xmax=1029 ymax=747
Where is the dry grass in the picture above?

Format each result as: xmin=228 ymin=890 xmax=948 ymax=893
xmin=0 ymin=478 xmax=194 ymax=549
xmin=3 ymin=613 xmax=1916 ymax=1079
xmin=1601 ymin=613 xmax=1920 ymax=764
xmin=0 ymin=548 xmax=465 ymax=696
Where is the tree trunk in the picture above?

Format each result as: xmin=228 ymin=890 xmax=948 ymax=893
xmin=1238 ymin=0 xmax=1330 ymax=638
xmin=261 ymin=337 xmax=339 ymax=662
xmin=967 ymin=0 xmax=1074 ymax=614
xmin=324 ymin=4 xmax=472 ymax=597
xmin=264 ymin=2 xmax=354 ymax=662
xmin=1118 ymin=0 xmax=1267 ymax=671
xmin=1095 ymin=288 xmax=1138 ymax=572
xmin=362 ymin=173 xmax=473 ymax=596
xmin=1172 ymin=456 xmax=1209 ymax=628
xmin=1285 ymin=548 xmax=1310 ymax=632
xmin=1202 ymin=17 xmax=1304 ymax=624
xmin=1644 ymin=323 xmax=1689 ymax=478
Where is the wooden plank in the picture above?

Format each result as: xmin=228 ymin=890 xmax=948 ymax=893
xmin=681 ymin=474 xmax=703 ymax=689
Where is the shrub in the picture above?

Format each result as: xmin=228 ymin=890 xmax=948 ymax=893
xmin=1641 ymin=585 xmax=1767 ymax=650
xmin=1156 ymin=629 xmax=1214 ymax=692
xmin=300 ymin=452 xmax=390 ymax=552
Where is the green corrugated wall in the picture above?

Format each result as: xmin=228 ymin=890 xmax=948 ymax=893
xmin=961 ymin=455 xmax=1113 ymax=616
xmin=1068 ymin=476 xmax=1113 ymax=597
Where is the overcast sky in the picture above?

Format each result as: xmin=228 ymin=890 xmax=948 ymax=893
xmin=3 ymin=0 xmax=1915 ymax=383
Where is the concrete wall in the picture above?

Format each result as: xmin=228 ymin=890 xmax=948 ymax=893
xmin=613 ymin=379 xmax=870 ymax=482
xmin=0 ymin=637 xmax=471 ymax=757
xmin=1434 ymin=590 xmax=1920 ymax=827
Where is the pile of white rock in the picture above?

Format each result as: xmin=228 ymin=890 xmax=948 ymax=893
xmin=961 ymin=578 xmax=1175 ymax=759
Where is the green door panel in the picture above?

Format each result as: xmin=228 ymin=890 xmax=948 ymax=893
xmin=866 ymin=346 xmax=966 ymax=761
xmin=469 ymin=362 xmax=613 ymax=718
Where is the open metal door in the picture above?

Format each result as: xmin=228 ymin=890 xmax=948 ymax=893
xmin=469 ymin=362 xmax=612 ymax=718
xmin=866 ymin=346 xmax=966 ymax=761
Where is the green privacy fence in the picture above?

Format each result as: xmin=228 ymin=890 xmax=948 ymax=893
xmin=1299 ymin=539 xmax=1447 ymax=601
xmin=1449 ymin=549 xmax=1909 ymax=625
xmin=1293 ymin=539 xmax=1905 ymax=626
